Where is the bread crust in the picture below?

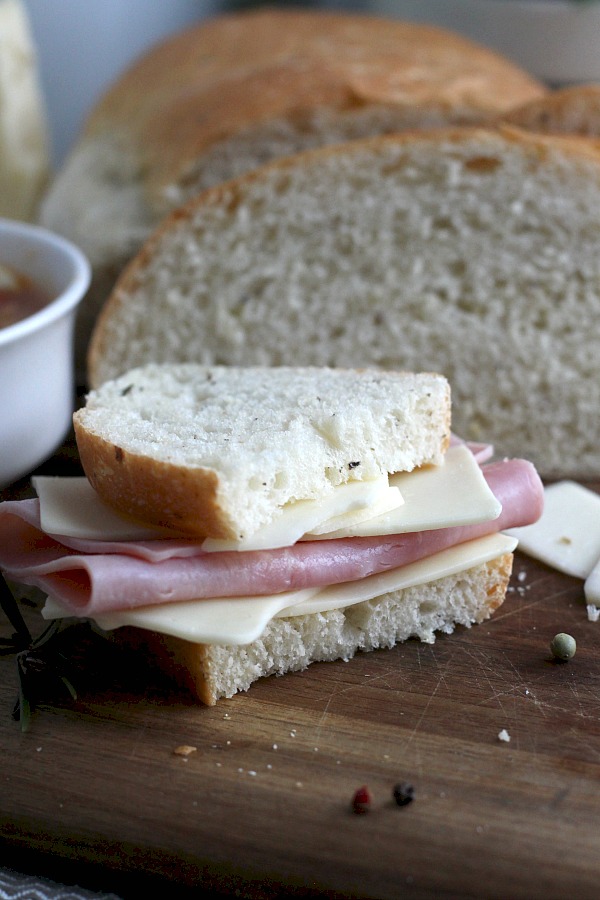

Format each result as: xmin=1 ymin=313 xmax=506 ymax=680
xmin=502 ymin=84 xmax=600 ymax=136
xmin=42 ymin=9 xmax=547 ymax=380
xmin=73 ymin=418 xmax=233 ymax=539
xmin=82 ymin=8 xmax=545 ymax=209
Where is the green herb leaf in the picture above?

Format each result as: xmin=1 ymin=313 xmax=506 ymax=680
xmin=1 ymin=576 xmax=84 ymax=729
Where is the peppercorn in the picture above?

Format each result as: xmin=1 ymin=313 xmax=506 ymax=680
xmin=550 ymin=632 xmax=576 ymax=661
xmin=351 ymin=785 xmax=372 ymax=814
xmin=393 ymin=782 xmax=414 ymax=807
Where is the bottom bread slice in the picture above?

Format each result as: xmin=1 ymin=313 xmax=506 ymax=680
xmin=117 ymin=552 xmax=513 ymax=705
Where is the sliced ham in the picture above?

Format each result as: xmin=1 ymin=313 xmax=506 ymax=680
xmin=0 ymin=458 xmax=542 ymax=616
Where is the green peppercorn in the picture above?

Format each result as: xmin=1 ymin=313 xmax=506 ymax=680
xmin=550 ymin=632 xmax=576 ymax=661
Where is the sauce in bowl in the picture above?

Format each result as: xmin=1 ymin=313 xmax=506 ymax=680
xmin=0 ymin=262 xmax=50 ymax=329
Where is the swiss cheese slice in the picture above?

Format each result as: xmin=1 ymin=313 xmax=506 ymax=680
xmin=42 ymin=533 xmax=516 ymax=646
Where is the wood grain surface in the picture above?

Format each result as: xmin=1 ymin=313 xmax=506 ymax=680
xmin=1 ymin=444 xmax=599 ymax=899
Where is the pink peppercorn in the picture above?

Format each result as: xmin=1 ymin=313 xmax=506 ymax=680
xmin=352 ymin=785 xmax=372 ymax=814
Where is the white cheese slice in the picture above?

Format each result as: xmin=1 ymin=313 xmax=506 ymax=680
xmin=42 ymin=533 xmax=516 ymax=646
xmin=201 ymin=476 xmax=402 ymax=552
xmin=305 ymin=444 xmax=501 ymax=539
xmin=506 ymin=481 xmax=600 ymax=579
xmin=33 ymin=476 xmax=164 ymax=541
xmin=43 ymin=588 xmax=322 ymax=647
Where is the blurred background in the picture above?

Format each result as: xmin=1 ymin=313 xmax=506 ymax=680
xmin=20 ymin=0 xmax=600 ymax=169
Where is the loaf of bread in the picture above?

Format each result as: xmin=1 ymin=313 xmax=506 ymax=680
xmin=88 ymin=126 xmax=600 ymax=478
xmin=73 ymin=364 xmax=450 ymax=540
xmin=38 ymin=8 xmax=545 ymax=373
xmin=121 ymin=552 xmax=513 ymax=705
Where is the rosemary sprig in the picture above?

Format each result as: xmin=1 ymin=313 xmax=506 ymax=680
xmin=1 ymin=574 xmax=78 ymax=731
xmin=0 ymin=572 xmax=31 ymax=652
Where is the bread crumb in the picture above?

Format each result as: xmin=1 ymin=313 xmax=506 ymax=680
xmin=498 ymin=729 xmax=511 ymax=743
xmin=587 ymin=604 xmax=600 ymax=622
xmin=173 ymin=745 xmax=197 ymax=756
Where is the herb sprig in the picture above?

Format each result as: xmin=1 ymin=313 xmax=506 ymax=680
xmin=0 ymin=574 xmax=78 ymax=731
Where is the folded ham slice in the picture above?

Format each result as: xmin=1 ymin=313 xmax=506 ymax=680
xmin=0 ymin=458 xmax=542 ymax=616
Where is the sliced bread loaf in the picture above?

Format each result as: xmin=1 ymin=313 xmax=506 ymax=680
xmin=38 ymin=8 xmax=545 ymax=374
xmin=88 ymin=127 xmax=600 ymax=478
xmin=73 ymin=364 xmax=450 ymax=540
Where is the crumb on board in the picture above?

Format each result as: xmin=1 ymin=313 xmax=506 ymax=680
xmin=173 ymin=745 xmax=197 ymax=757
xmin=498 ymin=729 xmax=511 ymax=743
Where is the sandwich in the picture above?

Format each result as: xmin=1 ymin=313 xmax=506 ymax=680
xmin=37 ymin=7 xmax=545 ymax=376
xmin=0 ymin=365 xmax=543 ymax=705
xmin=85 ymin=127 xmax=600 ymax=479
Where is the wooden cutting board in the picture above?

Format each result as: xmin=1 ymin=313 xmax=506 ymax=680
xmin=1 ymin=447 xmax=599 ymax=899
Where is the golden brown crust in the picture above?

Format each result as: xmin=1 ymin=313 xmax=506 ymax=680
xmin=501 ymin=84 xmax=600 ymax=137
xmin=82 ymin=8 xmax=545 ymax=210
xmin=111 ymin=627 xmax=216 ymax=705
xmin=73 ymin=416 xmax=234 ymax=539
xmin=481 ymin=552 xmax=514 ymax=617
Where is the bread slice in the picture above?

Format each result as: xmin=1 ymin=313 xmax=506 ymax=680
xmin=87 ymin=126 xmax=600 ymax=479
xmin=38 ymin=8 xmax=545 ymax=376
xmin=116 ymin=551 xmax=513 ymax=705
xmin=73 ymin=364 xmax=450 ymax=540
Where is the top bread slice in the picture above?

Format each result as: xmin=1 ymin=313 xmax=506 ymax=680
xmin=38 ymin=8 xmax=545 ymax=376
xmin=87 ymin=126 xmax=600 ymax=479
xmin=73 ymin=365 xmax=450 ymax=540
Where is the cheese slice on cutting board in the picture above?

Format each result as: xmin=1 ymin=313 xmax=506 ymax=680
xmin=506 ymin=481 xmax=600 ymax=579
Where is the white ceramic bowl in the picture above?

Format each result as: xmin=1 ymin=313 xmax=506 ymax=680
xmin=0 ymin=218 xmax=90 ymax=487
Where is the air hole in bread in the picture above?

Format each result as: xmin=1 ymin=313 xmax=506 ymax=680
xmin=464 ymin=156 xmax=501 ymax=173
